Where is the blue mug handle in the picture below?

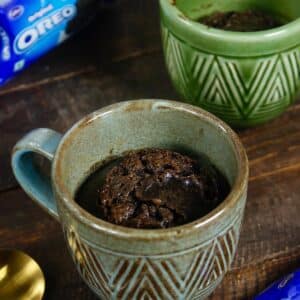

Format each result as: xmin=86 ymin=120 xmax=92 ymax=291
xmin=11 ymin=128 xmax=62 ymax=220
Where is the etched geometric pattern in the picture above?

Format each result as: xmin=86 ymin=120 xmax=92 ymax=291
xmin=162 ymin=25 xmax=300 ymax=124
xmin=63 ymin=214 xmax=242 ymax=300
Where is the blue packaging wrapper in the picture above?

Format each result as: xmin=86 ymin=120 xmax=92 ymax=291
xmin=255 ymin=269 xmax=300 ymax=300
xmin=0 ymin=0 xmax=115 ymax=86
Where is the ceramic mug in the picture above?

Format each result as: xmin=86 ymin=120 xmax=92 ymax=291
xmin=12 ymin=100 xmax=248 ymax=299
xmin=160 ymin=0 xmax=300 ymax=127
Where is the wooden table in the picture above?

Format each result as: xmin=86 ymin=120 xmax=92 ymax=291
xmin=0 ymin=1 xmax=299 ymax=299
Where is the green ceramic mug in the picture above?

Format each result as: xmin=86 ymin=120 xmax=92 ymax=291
xmin=12 ymin=100 xmax=248 ymax=299
xmin=160 ymin=0 xmax=300 ymax=127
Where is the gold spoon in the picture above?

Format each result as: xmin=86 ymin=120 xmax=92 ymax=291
xmin=0 ymin=250 xmax=45 ymax=300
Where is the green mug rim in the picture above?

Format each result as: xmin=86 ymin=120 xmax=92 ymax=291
xmin=160 ymin=0 xmax=300 ymax=57
xmin=53 ymin=99 xmax=249 ymax=241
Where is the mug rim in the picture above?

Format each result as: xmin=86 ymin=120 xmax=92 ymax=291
xmin=52 ymin=99 xmax=248 ymax=240
xmin=160 ymin=0 xmax=300 ymax=56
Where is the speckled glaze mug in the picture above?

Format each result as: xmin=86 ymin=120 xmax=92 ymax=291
xmin=160 ymin=0 xmax=300 ymax=127
xmin=12 ymin=100 xmax=248 ymax=300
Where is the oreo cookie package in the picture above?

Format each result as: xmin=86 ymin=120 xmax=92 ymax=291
xmin=255 ymin=269 xmax=300 ymax=300
xmin=0 ymin=0 xmax=115 ymax=86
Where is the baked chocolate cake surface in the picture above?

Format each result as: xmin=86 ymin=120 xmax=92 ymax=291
xmin=98 ymin=148 xmax=230 ymax=229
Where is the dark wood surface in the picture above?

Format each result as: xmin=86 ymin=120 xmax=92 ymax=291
xmin=0 ymin=1 xmax=299 ymax=299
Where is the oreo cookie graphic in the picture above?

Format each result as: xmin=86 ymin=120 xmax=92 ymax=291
xmin=0 ymin=26 xmax=11 ymax=61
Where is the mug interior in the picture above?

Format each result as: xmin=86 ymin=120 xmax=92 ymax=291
xmin=175 ymin=0 xmax=300 ymax=23
xmin=54 ymin=100 xmax=242 ymax=221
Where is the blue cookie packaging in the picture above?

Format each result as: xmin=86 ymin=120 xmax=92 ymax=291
xmin=255 ymin=269 xmax=300 ymax=300
xmin=0 ymin=0 xmax=115 ymax=86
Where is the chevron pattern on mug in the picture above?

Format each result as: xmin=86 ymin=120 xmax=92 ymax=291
xmin=64 ymin=213 xmax=242 ymax=300
xmin=162 ymin=25 xmax=300 ymax=126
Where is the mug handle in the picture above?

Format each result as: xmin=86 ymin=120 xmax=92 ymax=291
xmin=11 ymin=128 xmax=62 ymax=221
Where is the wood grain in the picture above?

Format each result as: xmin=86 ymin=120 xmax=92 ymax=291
xmin=0 ymin=0 xmax=299 ymax=299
